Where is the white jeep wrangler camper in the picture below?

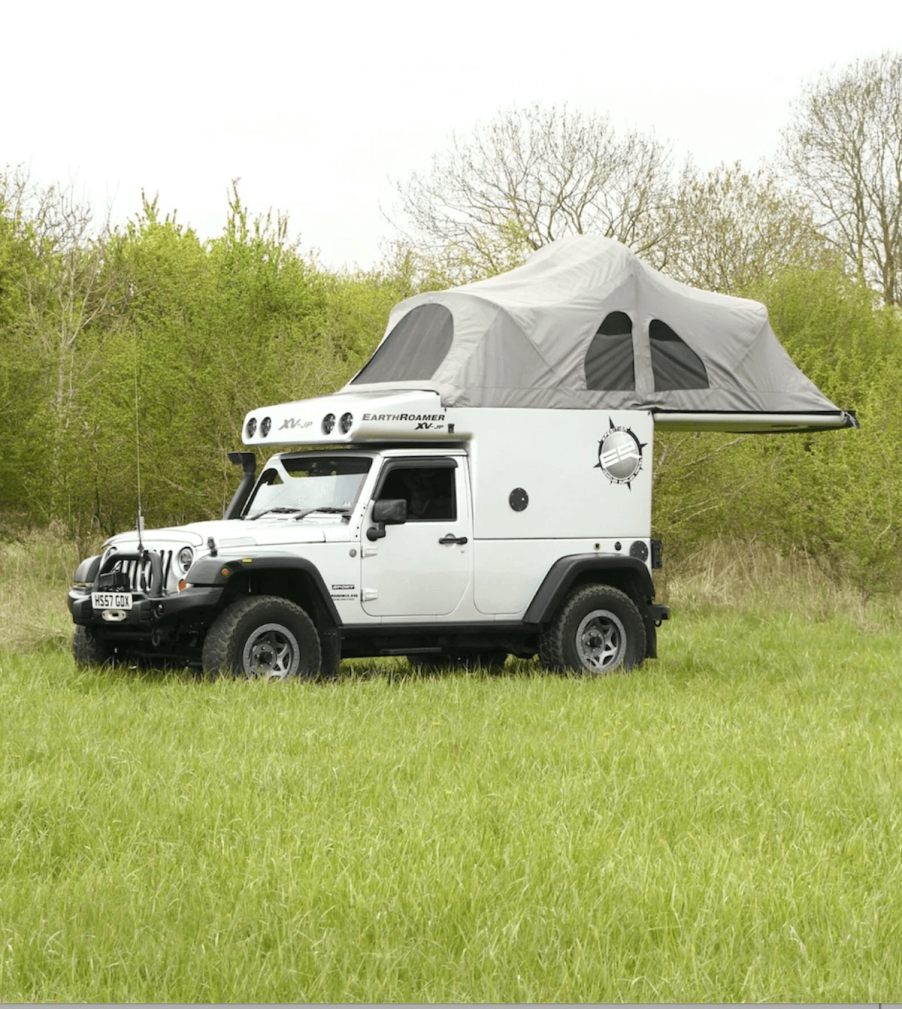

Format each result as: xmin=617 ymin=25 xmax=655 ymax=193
xmin=68 ymin=237 xmax=855 ymax=677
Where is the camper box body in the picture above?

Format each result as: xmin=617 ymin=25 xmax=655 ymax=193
xmin=239 ymin=389 xmax=657 ymax=625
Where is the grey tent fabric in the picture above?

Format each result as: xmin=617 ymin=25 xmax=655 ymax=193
xmin=345 ymin=235 xmax=844 ymax=419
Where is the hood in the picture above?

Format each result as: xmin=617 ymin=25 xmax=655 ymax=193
xmin=104 ymin=518 xmax=328 ymax=553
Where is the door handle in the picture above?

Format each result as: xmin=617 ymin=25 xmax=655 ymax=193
xmin=439 ymin=533 xmax=468 ymax=545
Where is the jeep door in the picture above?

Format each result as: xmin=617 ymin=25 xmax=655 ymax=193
xmin=360 ymin=458 xmax=470 ymax=616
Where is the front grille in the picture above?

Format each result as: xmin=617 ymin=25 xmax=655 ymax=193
xmin=97 ymin=569 xmax=132 ymax=591
xmin=110 ymin=550 xmax=174 ymax=594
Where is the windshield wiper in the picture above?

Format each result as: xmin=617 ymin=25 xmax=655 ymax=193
xmin=293 ymin=507 xmax=351 ymax=521
xmin=248 ymin=507 xmax=302 ymax=521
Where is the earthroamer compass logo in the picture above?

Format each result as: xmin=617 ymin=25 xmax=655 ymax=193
xmin=595 ymin=419 xmax=646 ymax=489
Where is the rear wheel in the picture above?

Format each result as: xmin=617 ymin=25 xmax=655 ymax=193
xmin=539 ymin=585 xmax=645 ymax=674
xmin=202 ymin=596 xmax=322 ymax=680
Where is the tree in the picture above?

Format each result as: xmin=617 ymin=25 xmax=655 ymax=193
xmin=0 ymin=169 xmax=41 ymax=523
xmin=389 ymin=103 xmax=674 ymax=282
xmin=781 ymin=52 xmax=902 ymax=304
xmin=0 ymin=169 xmax=28 ymax=331
xmin=0 ymin=168 xmax=126 ymax=526
xmin=661 ymin=162 xmax=833 ymax=295
xmin=18 ymin=189 xmax=124 ymax=521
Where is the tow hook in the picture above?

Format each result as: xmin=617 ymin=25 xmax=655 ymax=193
xmin=649 ymin=604 xmax=670 ymax=626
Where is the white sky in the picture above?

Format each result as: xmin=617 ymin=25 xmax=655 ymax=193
xmin=2 ymin=0 xmax=892 ymax=270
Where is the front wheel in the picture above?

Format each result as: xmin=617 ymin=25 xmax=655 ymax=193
xmin=202 ymin=596 xmax=322 ymax=680
xmin=539 ymin=585 xmax=646 ymax=674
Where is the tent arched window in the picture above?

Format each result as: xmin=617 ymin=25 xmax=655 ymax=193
xmin=584 ymin=311 xmax=635 ymax=391
xmin=351 ymin=304 xmax=454 ymax=384
xmin=649 ymin=320 xmax=708 ymax=390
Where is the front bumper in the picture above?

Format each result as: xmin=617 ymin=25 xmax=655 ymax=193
xmin=68 ymin=585 xmax=225 ymax=629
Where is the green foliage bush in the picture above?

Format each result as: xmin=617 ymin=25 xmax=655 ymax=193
xmin=653 ymin=267 xmax=902 ymax=596
xmin=0 ymin=188 xmax=407 ymax=536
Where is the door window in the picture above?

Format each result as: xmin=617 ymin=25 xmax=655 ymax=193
xmin=377 ymin=464 xmax=456 ymax=521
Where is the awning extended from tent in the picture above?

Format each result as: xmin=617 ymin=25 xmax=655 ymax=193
xmin=344 ymin=235 xmax=857 ymax=433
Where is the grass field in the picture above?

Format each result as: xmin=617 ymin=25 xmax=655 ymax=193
xmin=1 ymin=535 xmax=901 ymax=1001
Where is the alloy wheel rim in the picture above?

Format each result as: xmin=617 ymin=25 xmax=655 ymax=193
xmin=575 ymin=609 xmax=626 ymax=671
xmin=242 ymin=623 xmax=301 ymax=679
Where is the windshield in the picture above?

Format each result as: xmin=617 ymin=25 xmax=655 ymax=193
xmin=243 ymin=454 xmax=372 ymax=520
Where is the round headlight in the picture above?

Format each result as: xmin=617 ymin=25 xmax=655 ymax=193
xmin=177 ymin=547 xmax=194 ymax=573
xmin=261 ymin=416 xmax=272 ymax=437
xmin=340 ymin=412 xmax=353 ymax=434
xmin=322 ymin=413 xmax=336 ymax=435
xmin=246 ymin=417 xmax=257 ymax=438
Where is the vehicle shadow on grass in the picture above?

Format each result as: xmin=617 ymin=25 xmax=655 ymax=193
xmin=74 ymin=654 xmax=545 ymax=686
xmin=341 ymin=655 xmax=542 ymax=683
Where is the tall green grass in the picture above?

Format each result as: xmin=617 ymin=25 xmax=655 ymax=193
xmin=2 ymin=533 xmax=900 ymax=999
xmin=0 ymin=527 xmax=97 ymax=654
xmin=2 ymin=597 xmax=901 ymax=1001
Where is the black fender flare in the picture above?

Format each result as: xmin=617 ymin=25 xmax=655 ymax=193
xmin=186 ymin=554 xmax=342 ymax=626
xmin=73 ymin=554 xmax=102 ymax=586
xmin=524 ymin=555 xmax=662 ymax=659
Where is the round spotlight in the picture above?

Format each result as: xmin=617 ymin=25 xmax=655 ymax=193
xmin=245 ymin=417 xmax=257 ymax=438
xmin=340 ymin=412 xmax=353 ymax=434
xmin=261 ymin=416 xmax=272 ymax=437
xmin=322 ymin=413 xmax=336 ymax=435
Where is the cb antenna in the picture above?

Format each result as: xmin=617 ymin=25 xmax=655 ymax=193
xmin=133 ymin=324 xmax=145 ymax=554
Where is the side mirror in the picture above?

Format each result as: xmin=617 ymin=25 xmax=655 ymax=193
xmin=367 ymin=498 xmax=408 ymax=542
xmin=373 ymin=499 xmax=408 ymax=524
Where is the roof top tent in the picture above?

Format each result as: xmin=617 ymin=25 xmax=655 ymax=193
xmin=343 ymin=235 xmax=857 ymax=433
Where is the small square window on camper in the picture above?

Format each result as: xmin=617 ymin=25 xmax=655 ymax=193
xmin=351 ymin=304 xmax=454 ymax=384
xmin=584 ymin=311 xmax=635 ymax=391
xmin=649 ymin=319 xmax=708 ymax=390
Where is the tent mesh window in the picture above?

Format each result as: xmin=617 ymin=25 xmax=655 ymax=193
xmin=584 ymin=311 xmax=635 ymax=391
xmin=351 ymin=304 xmax=454 ymax=384
xmin=649 ymin=319 xmax=709 ymax=390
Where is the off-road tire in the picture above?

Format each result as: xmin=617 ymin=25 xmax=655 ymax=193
xmin=202 ymin=595 xmax=322 ymax=680
xmin=73 ymin=625 xmax=114 ymax=667
xmin=538 ymin=585 xmax=646 ymax=674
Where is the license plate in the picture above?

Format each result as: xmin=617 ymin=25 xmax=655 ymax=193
xmin=91 ymin=592 xmax=133 ymax=610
